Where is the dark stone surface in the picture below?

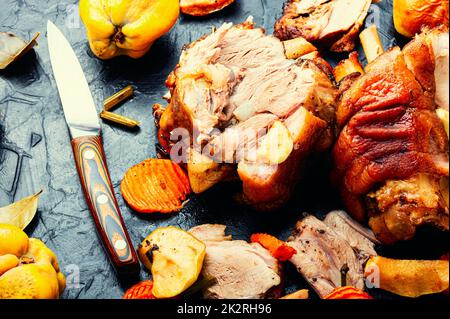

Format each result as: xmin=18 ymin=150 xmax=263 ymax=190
xmin=0 ymin=0 xmax=446 ymax=299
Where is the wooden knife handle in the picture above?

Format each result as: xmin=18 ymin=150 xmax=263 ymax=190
xmin=71 ymin=135 xmax=139 ymax=274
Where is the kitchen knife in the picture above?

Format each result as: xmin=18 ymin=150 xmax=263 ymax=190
xmin=47 ymin=21 xmax=139 ymax=274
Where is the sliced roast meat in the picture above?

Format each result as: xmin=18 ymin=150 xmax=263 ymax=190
xmin=189 ymin=224 xmax=281 ymax=299
xmin=216 ymin=26 xmax=287 ymax=69
xmin=159 ymin=19 xmax=338 ymax=210
xmin=287 ymin=215 xmax=365 ymax=297
xmin=189 ymin=224 xmax=232 ymax=242
xmin=323 ymin=210 xmax=378 ymax=263
xmin=332 ymin=27 xmax=449 ymax=244
xmin=275 ymin=0 xmax=371 ymax=52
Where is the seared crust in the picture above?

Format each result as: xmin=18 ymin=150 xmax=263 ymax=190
xmin=332 ymin=29 xmax=449 ymax=243
xmin=180 ymin=0 xmax=235 ymax=16
xmin=275 ymin=0 xmax=332 ymax=42
xmin=394 ymin=0 xmax=449 ymax=38
xmin=274 ymin=0 xmax=371 ymax=52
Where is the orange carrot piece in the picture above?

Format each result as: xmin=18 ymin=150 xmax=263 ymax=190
xmin=441 ymin=254 xmax=449 ymax=295
xmin=123 ymin=281 xmax=156 ymax=299
xmin=324 ymin=286 xmax=373 ymax=299
xmin=250 ymin=233 xmax=296 ymax=261
xmin=121 ymin=159 xmax=191 ymax=213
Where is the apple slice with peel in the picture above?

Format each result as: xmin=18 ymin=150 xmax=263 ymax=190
xmin=255 ymin=121 xmax=294 ymax=165
xmin=436 ymin=108 xmax=449 ymax=138
xmin=138 ymin=227 xmax=206 ymax=298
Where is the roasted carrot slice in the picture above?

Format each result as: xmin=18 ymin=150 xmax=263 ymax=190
xmin=442 ymin=254 xmax=449 ymax=295
xmin=123 ymin=281 xmax=156 ymax=299
xmin=324 ymin=286 xmax=372 ymax=299
xmin=250 ymin=233 xmax=296 ymax=261
xmin=121 ymin=159 xmax=191 ymax=213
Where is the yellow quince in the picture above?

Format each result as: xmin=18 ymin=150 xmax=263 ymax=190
xmin=79 ymin=0 xmax=180 ymax=59
xmin=0 ymin=224 xmax=66 ymax=299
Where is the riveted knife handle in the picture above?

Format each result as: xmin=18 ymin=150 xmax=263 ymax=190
xmin=71 ymin=135 xmax=139 ymax=274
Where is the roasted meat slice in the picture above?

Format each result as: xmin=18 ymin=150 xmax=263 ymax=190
xmin=189 ymin=224 xmax=282 ymax=299
xmin=274 ymin=0 xmax=371 ymax=52
xmin=323 ymin=210 xmax=378 ymax=263
xmin=332 ymin=27 xmax=449 ymax=244
xmin=287 ymin=215 xmax=367 ymax=297
xmin=159 ymin=19 xmax=338 ymax=210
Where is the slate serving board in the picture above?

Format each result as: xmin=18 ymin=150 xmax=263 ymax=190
xmin=0 ymin=0 xmax=447 ymax=299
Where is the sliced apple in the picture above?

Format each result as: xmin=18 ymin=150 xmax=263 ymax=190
xmin=365 ymin=256 xmax=449 ymax=298
xmin=436 ymin=108 xmax=449 ymax=138
xmin=137 ymin=227 xmax=206 ymax=298
xmin=187 ymin=150 xmax=235 ymax=193
xmin=255 ymin=121 xmax=293 ymax=165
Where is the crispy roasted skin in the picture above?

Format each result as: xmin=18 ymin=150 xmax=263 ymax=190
xmin=332 ymin=28 xmax=449 ymax=244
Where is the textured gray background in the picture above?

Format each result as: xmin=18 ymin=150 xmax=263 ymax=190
xmin=1 ymin=0 xmax=445 ymax=299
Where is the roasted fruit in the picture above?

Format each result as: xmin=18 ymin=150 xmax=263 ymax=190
xmin=255 ymin=121 xmax=294 ymax=165
xmin=365 ymin=256 xmax=449 ymax=298
xmin=137 ymin=227 xmax=206 ymax=298
xmin=187 ymin=151 xmax=235 ymax=194
xmin=0 ymin=224 xmax=66 ymax=299
xmin=123 ymin=281 xmax=155 ymax=299
xmin=121 ymin=159 xmax=191 ymax=213
xmin=436 ymin=108 xmax=449 ymax=137
xmin=394 ymin=0 xmax=449 ymax=38
xmin=324 ymin=286 xmax=372 ymax=299
xmin=79 ymin=0 xmax=179 ymax=59
xmin=180 ymin=0 xmax=235 ymax=16
xmin=250 ymin=233 xmax=296 ymax=261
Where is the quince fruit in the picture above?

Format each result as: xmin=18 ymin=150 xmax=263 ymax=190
xmin=79 ymin=0 xmax=180 ymax=59
xmin=0 ymin=224 xmax=66 ymax=299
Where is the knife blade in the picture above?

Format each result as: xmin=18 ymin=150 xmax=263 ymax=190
xmin=47 ymin=20 xmax=139 ymax=274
